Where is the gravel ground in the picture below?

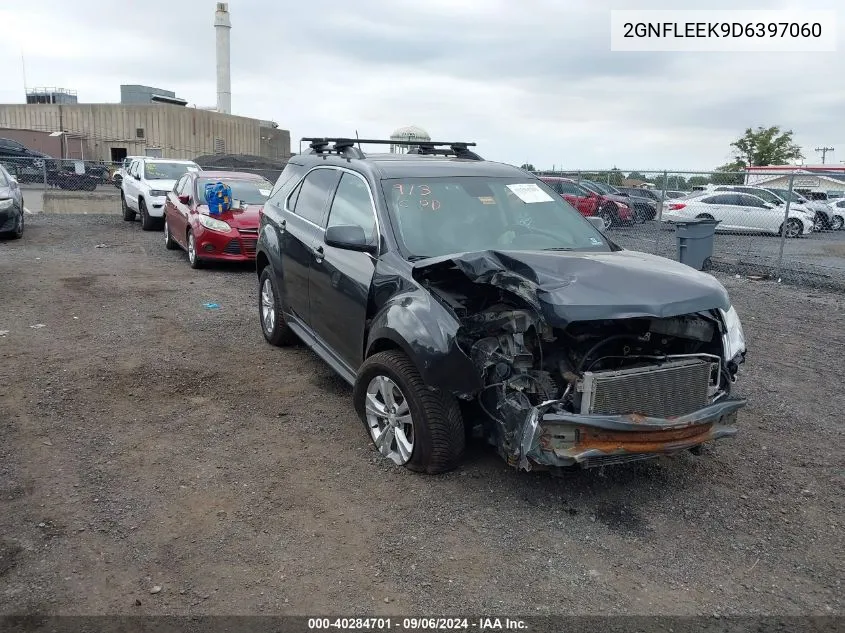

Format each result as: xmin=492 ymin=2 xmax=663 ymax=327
xmin=0 ymin=214 xmax=842 ymax=617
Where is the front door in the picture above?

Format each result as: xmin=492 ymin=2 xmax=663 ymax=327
xmin=278 ymin=167 xmax=341 ymax=326
xmin=308 ymin=171 xmax=378 ymax=370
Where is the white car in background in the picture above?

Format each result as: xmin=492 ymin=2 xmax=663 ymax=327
xmin=827 ymin=199 xmax=845 ymax=230
xmin=662 ymin=191 xmax=814 ymax=238
xmin=112 ymin=155 xmax=144 ymax=188
xmin=121 ymin=158 xmax=201 ymax=230
xmin=764 ymin=188 xmax=836 ymax=231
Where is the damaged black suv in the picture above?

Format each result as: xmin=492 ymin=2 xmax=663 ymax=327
xmin=256 ymin=138 xmax=747 ymax=474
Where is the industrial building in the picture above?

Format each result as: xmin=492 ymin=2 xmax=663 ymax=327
xmin=0 ymin=3 xmax=289 ymax=164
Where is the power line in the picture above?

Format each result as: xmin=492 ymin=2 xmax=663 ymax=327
xmin=815 ymin=146 xmax=834 ymax=164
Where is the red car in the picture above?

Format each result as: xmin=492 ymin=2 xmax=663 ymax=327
xmin=539 ymin=176 xmax=633 ymax=228
xmin=163 ymin=171 xmax=274 ymax=268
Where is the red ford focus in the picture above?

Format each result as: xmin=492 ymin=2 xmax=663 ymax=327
xmin=163 ymin=171 xmax=274 ymax=268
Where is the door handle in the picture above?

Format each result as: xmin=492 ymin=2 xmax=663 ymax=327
xmin=312 ymin=245 xmax=324 ymax=261
xmin=278 ymin=218 xmax=285 ymax=233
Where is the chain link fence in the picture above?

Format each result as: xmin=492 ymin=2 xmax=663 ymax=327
xmin=4 ymin=154 xmax=845 ymax=290
xmin=533 ymin=168 xmax=845 ymax=290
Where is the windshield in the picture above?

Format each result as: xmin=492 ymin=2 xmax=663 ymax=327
xmin=740 ymin=188 xmax=782 ymax=204
xmin=585 ymin=180 xmax=617 ymax=195
xmin=195 ymin=177 xmax=273 ymax=205
xmin=145 ymin=162 xmax=198 ymax=180
xmin=765 ymin=188 xmax=805 ymax=203
xmin=381 ymin=177 xmax=611 ymax=259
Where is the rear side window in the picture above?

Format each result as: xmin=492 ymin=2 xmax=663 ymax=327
xmin=559 ymin=181 xmax=583 ymax=195
xmin=737 ymin=194 xmax=767 ymax=207
xmin=290 ymin=168 xmax=340 ymax=227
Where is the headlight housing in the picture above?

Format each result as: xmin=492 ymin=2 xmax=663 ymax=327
xmin=149 ymin=189 xmax=170 ymax=197
xmin=0 ymin=198 xmax=13 ymax=210
xmin=197 ymin=214 xmax=231 ymax=233
xmin=720 ymin=305 xmax=746 ymax=362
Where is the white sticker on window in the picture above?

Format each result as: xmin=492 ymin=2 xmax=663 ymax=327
xmin=506 ymin=183 xmax=554 ymax=204
xmin=259 ymin=189 xmax=271 ymax=196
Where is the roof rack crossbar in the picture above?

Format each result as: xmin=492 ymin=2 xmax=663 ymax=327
xmin=300 ymin=138 xmax=482 ymax=161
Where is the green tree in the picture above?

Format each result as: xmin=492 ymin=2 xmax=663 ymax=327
xmin=712 ymin=165 xmax=744 ymax=185
xmin=687 ymin=176 xmax=710 ymax=189
xmin=728 ymin=125 xmax=803 ymax=167
xmin=627 ymin=171 xmax=647 ymax=182
xmin=520 ymin=163 xmax=535 ymax=171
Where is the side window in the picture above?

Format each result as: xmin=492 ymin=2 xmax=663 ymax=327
xmin=327 ymin=173 xmax=377 ymax=242
xmin=738 ymin=194 xmax=766 ymax=208
xmin=173 ymin=175 xmax=186 ymax=194
xmin=703 ymin=194 xmax=736 ymax=205
xmin=0 ymin=168 xmax=8 ymax=187
xmin=559 ymin=181 xmax=581 ymax=195
xmin=290 ymin=168 xmax=341 ymax=227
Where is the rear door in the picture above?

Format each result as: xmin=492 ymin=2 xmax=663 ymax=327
xmin=559 ymin=180 xmax=595 ymax=216
xmin=308 ymin=170 xmax=379 ymax=370
xmin=735 ymin=193 xmax=776 ymax=232
xmin=279 ymin=167 xmax=341 ymax=326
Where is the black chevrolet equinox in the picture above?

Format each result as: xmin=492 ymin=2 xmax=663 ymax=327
xmin=255 ymin=138 xmax=748 ymax=474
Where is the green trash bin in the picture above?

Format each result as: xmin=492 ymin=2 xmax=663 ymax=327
xmin=675 ymin=218 xmax=721 ymax=271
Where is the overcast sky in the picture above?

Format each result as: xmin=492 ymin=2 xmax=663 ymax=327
xmin=1 ymin=0 xmax=842 ymax=170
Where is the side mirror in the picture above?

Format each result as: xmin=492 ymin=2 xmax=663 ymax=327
xmin=587 ymin=216 xmax=606 ymax=233
xmin=178 ymin=194 xmax=191 ymax=205
xmin=324 ymin=224 xmax=376 ymax=253
xmin=9 ymin=176 xmax=17 ymax=184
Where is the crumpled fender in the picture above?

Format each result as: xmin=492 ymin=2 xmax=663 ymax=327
xmin=366 ymin=290 xmax=483 ymax=395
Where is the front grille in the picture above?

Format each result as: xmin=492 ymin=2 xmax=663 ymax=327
xmin=580 ymin=359 xmax=712 ymax=418
xmin=223 ymin=240 xmax=242 ymax=254
xmin=241 ymin=237 xmax=257 ymax=256
xmin=582 ymin=453 xmax=659 ymax=468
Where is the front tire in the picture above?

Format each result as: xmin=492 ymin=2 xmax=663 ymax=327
xmin=121 ymin=194 xmax=136 ymax=222
xmin=831 ymin=215 xmax=844 ymax=231
xmin=139 ymin=199 xmax=155 ymax=231
xmin=8 ymin=209 xmax=24 ymax=239
xmin=353 ymin=350 xmax=465 ymax=474
xmin=258 ymin=266 xmax=298 ymax=346
xmin=186 ymin=230 xmax=203 ymax=269
xmin=598 ymin=207 xmax=614 ymax=230
xmin=781 ymin=218 xmax=802 ymax=238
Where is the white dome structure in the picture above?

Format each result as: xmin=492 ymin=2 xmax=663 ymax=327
xmin=390 ymin=125 xmax=431 ymax=153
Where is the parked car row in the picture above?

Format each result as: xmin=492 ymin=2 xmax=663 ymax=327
xmin=662 ymin=184 xmax=845 ymax=237
xmin=117 ymin=140 xmax=749 ymax=476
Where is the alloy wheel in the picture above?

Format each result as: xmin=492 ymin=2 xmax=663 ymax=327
xmin=785 ymin=219 xmax=801 ymax=238
xmin=364 ymin=375 xmax=414 ymax=465
xmin=188 ymin=233 xmax=197 ymax=264
xmin=260 ymin=278 xmax=276 ymax=334
xmin=163 ymin=221 xmax=170 ymax=245
xmin=832 ymin=216 xmax=844 ymax=231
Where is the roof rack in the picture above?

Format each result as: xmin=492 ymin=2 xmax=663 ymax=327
xmin=300 ymin=138 xmax=483 ymax=161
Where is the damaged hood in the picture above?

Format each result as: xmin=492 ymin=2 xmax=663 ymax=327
xmin=412 ymin=250 xmax=730 ymax=325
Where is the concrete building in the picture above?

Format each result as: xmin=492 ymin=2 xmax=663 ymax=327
xmin=390 ymin=125 xmax=430 ymax=153
xmin=0 ymin=103 xmax=290 ymax=163
xmin=745 ymin=165 xmax=845 ymax=193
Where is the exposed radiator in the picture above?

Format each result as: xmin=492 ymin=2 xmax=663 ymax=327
xmin=579 ymin=358 xmax=712 ymax=418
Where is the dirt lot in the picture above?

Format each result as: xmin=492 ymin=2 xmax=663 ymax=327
xmin=0 ymin=215 xmax=842 ymax=617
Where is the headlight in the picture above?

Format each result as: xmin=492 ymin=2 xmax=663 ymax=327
xmin=720 ymin=305 xmax=746 ymax=362
xmin=197 ymin=214 xmax=231 ymax=233
xmin=149 ymin=189 xmax=169 ymax=197
xmin=0 ymin=198 xmax=13 ymax=210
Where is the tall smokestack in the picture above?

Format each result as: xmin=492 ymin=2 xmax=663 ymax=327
xmin=214 ymin=2 xmax=231 ymax=114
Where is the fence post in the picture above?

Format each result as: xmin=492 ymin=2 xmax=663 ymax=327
xmin=576 ymin=170 xmax=581 ymax=183
xmin=653 ymin=170 xmax=668 ymax=254
xmin=42 ymin=158 xmax=48 ymax=189
xmin=775 ymin=172 xmax=795 ymax=280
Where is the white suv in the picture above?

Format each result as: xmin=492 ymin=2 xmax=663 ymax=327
xmin=121 ymin=158 xmax=201 ymax=230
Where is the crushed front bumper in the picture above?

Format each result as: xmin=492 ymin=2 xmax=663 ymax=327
xmin=510 ymin=397 xmax=746 ymax=470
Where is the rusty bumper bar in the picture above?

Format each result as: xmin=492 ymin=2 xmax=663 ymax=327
xmin=517 ymin=397 xmax=746 ymax=470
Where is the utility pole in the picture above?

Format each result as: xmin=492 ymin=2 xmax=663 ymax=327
xmin=815 ymin=146 xmax=834 ymax=164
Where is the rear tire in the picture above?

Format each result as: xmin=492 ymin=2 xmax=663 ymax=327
xmin=258 ymin=266 xmax=298 ymax=346
xmin=121 ymin=194 xmax=136 ymax=222
xmin=139 ymin=199 xmax=155 ymax=231
xmin=353 ymin=350 xmax=465 ymax=474
xmin=163 ymin=219 xmax=178 ymax=250
xmin=831 ymin=216 xmax=844 ymax=231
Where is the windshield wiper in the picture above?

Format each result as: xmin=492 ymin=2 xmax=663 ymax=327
xmin=542 ymin=247 xmax=575 ymax=251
